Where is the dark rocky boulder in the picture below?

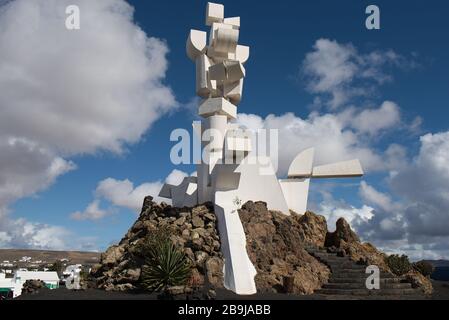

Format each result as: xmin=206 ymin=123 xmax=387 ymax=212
xmin=238 ymin=201 xmax=330 ymax=294
xmin=325 ymin=217 xmax=360 ymax=247
xmin=91 ymin=197 xmax=224 ymax=293
xmin=91 ymin=196 xmax=432 ymax=296
xmin=21 ymin=280 xmax=49 ymax=295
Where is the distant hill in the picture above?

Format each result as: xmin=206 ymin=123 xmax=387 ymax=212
xmin=425 ymin=260 xmax=449 ymax=281
xmin=0 ymin=249 xmax=101 ymax=265
xmin=425 ymin=260 xmax=449 ymax=268
xmin=432 ymin=267 xmax=449 ymax=281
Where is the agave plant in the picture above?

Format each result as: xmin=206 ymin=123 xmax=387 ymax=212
xmin=141 ymin=236 xmax=191 ymax=292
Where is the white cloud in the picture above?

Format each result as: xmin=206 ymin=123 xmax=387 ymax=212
xmin=0 ymin=0 xmax=176 ymax=155
xmin=0 ymin=231 xmax=12 ymax=246
xmin=72 ymin=169 xmax=189 ymax=221
xmin=0 ymin=217 xmax=70 ymax=250
xmin=391 ymin=131 xmax=449 ymax=237
xmin=340 ymin=101 xmax=401 ymax=136
xmin=302 ymin=39 xmax=410 ymax=109
xmin=299 ymin=38 xmax=447 ymax=260
xmin=0 ymin=137 xmax=75 ymax=215
xmin=70 ymin=200 xmax=110 ymax=221
xmin=165 ymin=169 xmax=189 ymax=186
xmin=95 ymin=178 xmax=164 ymax=212
xmin=355 ymin=181 xmax=406 ymax=241
xmin=360 ymin=181 xmax=400 ymax=212
xmin=237 ymin=110 xmax=403 ymax=176
xmin=0 ymin=0 xmax=176 ymax=248
xmin=318 ymin=201 xmax=374 ymax=233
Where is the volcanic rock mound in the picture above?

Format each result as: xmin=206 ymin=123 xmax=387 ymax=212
xmin=90 ymin=197 xmax=432 ymax=296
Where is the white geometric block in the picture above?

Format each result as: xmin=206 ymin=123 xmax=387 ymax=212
xmin=236 ymin=45 xmax=250 ymax=64
xmin=208 ymin=60 xmax=245 ymax=83
xmin=312 ymin=159 xmax=364 ymax=178
xmin=279 ymin=178 xmax=311 ymax=215
xmin=213 ymin=28 xmax=239 ymax=53
xmin=199 ymin=97 xmax=237 ymax=119
xmin=196 ymin=163 xmax=213 ymax=204
xmin=209 ymin=22 xmax=233 ymax=46
xmin=224 ymin=17 xmax=240 ymax=29
xmin=207 ymin=47 xmax=235 ymax=63
xmin=186 ymin=182 xmax=197 ymax=196
xmin=225 ymin=60 xmax=245 ymax=82
xmin=159 ymin=184 xmax=172 ymax=199
xmin=198 ymin=97 xmax=237 ymax=119
xmin=208 ymin=62 xmax=227 ymax=81
xmin=213 ymin=203 xmax=257 ymax=295
xmin=288 ymin=148 xmax=315 ymax=178
xmin=225 ymin=135 xmax=252 ymax=154
xmin=196 ymin=54 xmax=212 ymax=97
xmin=167 ymin=177 xmax=199 ymax=208
xmin=186 ymin=30 xmax=207 ymax=61
xmin=224 ymin=79 xmax=243 ymax=105
xmin=206 ymin=2 xmax=224 ymax=26
xmin=205 ymin=114 xmax=229 ymax=152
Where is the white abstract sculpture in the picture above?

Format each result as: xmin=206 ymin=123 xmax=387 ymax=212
xmin=159 ymin=2 xmax=364 ymax=295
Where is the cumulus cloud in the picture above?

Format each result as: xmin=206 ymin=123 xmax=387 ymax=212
xmin=302 ymin=39 xmax=412 ymax=109
xmin=70 ymin=200 xmax=110 ymax=221
xmin=0 ymin=138 xmax=76 ymax=212
xmin=0 ymin=0 xmax=176 ymax=248
xmin=314 ymin=194 xmax=374 ymax=232
xmin=0 ymin=0 xmax=176 ymax=155
xmin=96 ymin=178 xmax=163 ymax=213
xmin=237 ymin=107 xmax=406 ymax=176
xmin=338 ymin=101 xmax=401 ymax=136
xmin=71 ymin=169 xmax=188 ymax=221
xmin=391 ymin=131 xmax=449 ymax=237
xmin=0 ymin=217 xmax=70 ymax=250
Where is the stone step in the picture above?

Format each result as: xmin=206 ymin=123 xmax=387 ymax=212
xmin=314 ymin=256 xmax=351 ymax=262
xmin=328 ymin=264 xmax=366 ymax=270
xmin=313 ymin=252 xmax=341 ymax=257
xmin=329 ymin=277 xmax=402 ymax=284
xmin=332 ymin=272 xmax=397 ymax=279
xmin=306 ymin=249 xmax=327 ymax=254
xmin=315 ymin=288 xmax=420 ymax=296
xmin=323 ymin=282 xmax=412 ymax=290
xmin=330 ymin=268 xmax=368 ymax=273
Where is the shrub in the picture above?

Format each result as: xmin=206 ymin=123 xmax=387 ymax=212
xmin=140 ymin=228 xmax=191 ymax=292
xmin=385 ymin=254 xmax=411 ymax=276
xmin=413 ymin=260 xmax=435 ymax=277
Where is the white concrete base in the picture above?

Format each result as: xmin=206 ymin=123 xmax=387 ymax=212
xmin=214 ymin=200 xmax=257 ymax=295
xmin=279 ymin=178 xmax=311 ymax=215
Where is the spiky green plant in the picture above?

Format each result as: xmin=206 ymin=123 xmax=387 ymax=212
xmin=140 ymin=233 xmax=191 ymax=292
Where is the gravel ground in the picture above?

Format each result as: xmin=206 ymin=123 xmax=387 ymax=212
xmin=13 ymin=284 xmax=448 ymax=300
xmin=431 ymin=280 xmax=449 ymax=300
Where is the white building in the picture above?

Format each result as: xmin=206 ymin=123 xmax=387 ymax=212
xmin=0 ymin=271 xmax=61 ymax=298
xmin=15 ymin=271 xmax=60 ymax=290
xmin=19 ymin=256 xmax=32 ymax=263
xmin=0 ymin=273 xmax=20 ymax=299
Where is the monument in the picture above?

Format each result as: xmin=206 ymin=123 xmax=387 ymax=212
xmin=159 ymin=2 xmax=364 ymax=295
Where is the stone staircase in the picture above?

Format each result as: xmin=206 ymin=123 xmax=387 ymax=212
xmin=306 ymin=247 xmax=424 ymax=298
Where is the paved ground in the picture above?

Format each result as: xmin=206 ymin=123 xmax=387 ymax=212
xmin=431 ymin=280 xmax=449 ymax=300
xmin=13 ymin=283 xmax=447 ymax=300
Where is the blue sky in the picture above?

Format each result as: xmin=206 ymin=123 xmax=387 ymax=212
xmin=0 ymin=0 xmax=448 ymax=260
